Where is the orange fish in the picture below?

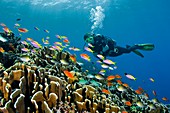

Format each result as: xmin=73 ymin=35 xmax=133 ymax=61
xmin=122 ymin=83 xmax=129 ymax=88
xmin=63 ymin=70 xmax=74 ymax=79
xmin=116 ymin=80 xmax=122 ymax=84
xmin=115 ymin=74 xmax=122 ymax=79
xmin=135 ymin=89 xmax=142 ymax=95
xmin=138 ymin=87 xmax=144 ymax=93
xmin=162 ymin=97 xmax=168 ymax=101
xmin=122 ymin=111 xmax=128 ymax=113
xmin=0 ymin=47 xmax=5 ymax=53
xmin=63 ymin=39 xmax=70 ymax=43
xmin=70 ymin=55 xmax=76 ymax=63
xmin=135 ymin=87 xmax=144 ymax=95
xmin=107 ymin=75 xmax=115 ymax=81
xmin=102 ymin=89 xmax=110 ymax=95
xmin=18 ymin=28 xmax=28 ymax=33
xmin=125 ymin=101 xmax=132 ymax=106
xmin=3 ymin=27 xmax=10 ymax=33
xmin=107 ymin=82 xmax=113 ymax=87
xmin=80 ymin=53 xmax=91 ymax=62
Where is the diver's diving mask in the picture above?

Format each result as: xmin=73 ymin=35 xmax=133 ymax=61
xmin=85 ymin=36 xmax=94 ymax=43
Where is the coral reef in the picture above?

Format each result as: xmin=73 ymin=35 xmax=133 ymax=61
xmin=0 ymin=32 xmax=169 ymax=113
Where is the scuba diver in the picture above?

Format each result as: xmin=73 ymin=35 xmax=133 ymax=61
xmin=84 ymin=33 xmax=154 ymax=58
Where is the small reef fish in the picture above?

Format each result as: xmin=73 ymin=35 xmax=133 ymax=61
xmin=44 ymin=29 xmax=49 ymax=33
xmin=115 ymin=74 xmax=122 ymax=79
xmin=18 ymin=28 xmax=28 ymax=33
xmin=149 ymin=78 xmax=155 ymax=82
xmin=122 ymin=83 xmax=129 ymax=88
xmin=103 ymin=59 xmax=116 ymax=65
xmin=0 ymin=47 xmax=5 ymax=53
xmin=31 ymin=41 xmax=42 ymax=48
xmin=84 ymin=46 xmax=93 ymax=53
xmin=107 ymin=82 xmax=113 ymax=86
xmin=97 ymin=54 xmax=105 ymax=60
xmin=3 ymin=27 xmax=11 ymax=33
xmin=63 ymin=70 xmax=74 ymax=79
xmin=88 ymin=43 xmax=94 ymax=48
xmin=14 ymin=23 xmax=20 ymax=27
xmin=80 ymin=53 xmax=91 ymax=62
xmin=162 ymin=97 xmax=168 ymax=101
xmin=56 ymin=35 xmax=61 ymax=40
xmin=101 ymin=64 xmax=109 ymax=68
xmin=125 ymin=101 xmax=132 ymax=106
xmin=20 ymin=55 xmax=30 ymax=62
xmin=60 ymin=36 xmax=67 ymax=39
xmin=102 ymin=89 xmax=111 ymax=95
xmin=152 ymin=90 xmax=157 ymax=96
xmin=117 ymin=85 xmax=126 ymax=92
xmin=34 ymin=27 xmax=40 ymax=31
xmin=21 ymin=41 xmax=29 ymax=45
xmin=135 ymin=87 xmax=144 ymax=95
xmin=99 ymin=69 xmax=106 ymax=75
xmin=54 ymin=42 xmax=63 ymax=46
xmin=16 ymin=18 xmax=21 ymax=21
xmin=21 ymin=48 xmax=30 ymax=52
xmin=52 ymin=46 xmax=62 ymax=51
xmin=0 ymin=23 xmax=6 ymax=27
xmin=63 ymin=39 xmax=70 ymax=43
xmin=69 ymin=47 xmax=80 ymax=51
xmin=124 ymin=73 xmax=136 ymax=80
xmin=70 ymin=55 xmax=76 ymax=63
xmin=95 ymin=74 xmax=104 ymax=80
xmin=122 ymin=111 xmax=128 ymax=113
xmin=135 ymin=89 xmax=142 ymax=95
xmin=107 ymin=75 xmax=115 ymax=81
xmin=116 ymin=80 xmax=122 ymax=85
xmin=26 ymin=38 xmax=33 ymax=41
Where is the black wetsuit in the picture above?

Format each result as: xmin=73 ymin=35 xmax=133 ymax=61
xmin=88 ymin=34 xmax=141 ymax=57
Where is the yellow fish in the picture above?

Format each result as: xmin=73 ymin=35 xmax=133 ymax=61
xmin=103 ymin=59 xmax=116 ymax=65
xmin=124 ymin=73 xmax=136 ymax=80
xmin=84 ymin=47 xmax=93 ymax=53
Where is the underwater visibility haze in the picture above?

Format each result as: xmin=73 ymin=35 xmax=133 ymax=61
xmin=0 ymin=0 xmax=170 ymax=111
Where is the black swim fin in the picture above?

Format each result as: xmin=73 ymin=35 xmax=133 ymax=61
xmin=133 ymin=50 xmax=144 ymax=58
xmin=136 ymin=43 xmax=155 ymax=51
xmin=126 ymin=45 xmax=144 ymax=58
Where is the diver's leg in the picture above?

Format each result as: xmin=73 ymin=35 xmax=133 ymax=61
xmin=126 ymin=45 xmax=140 ymax=51
xmin=108 ymin=46 xmax=131 ymax=57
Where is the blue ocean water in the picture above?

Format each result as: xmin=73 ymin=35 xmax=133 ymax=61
xmin=0 ymin=0 xmax=170 ymax=104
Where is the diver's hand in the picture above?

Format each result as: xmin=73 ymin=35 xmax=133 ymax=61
xmin=102 ymin=45 xmax=109 ymax=52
